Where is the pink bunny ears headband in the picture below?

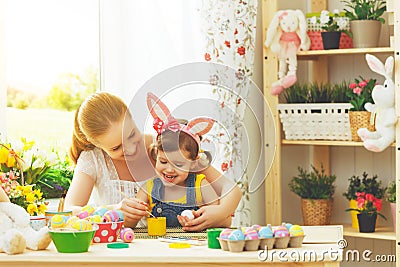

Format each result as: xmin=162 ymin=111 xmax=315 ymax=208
xmin=146 ymin=93 xmax=215 ymax=146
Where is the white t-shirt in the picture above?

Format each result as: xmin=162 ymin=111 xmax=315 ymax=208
xmin=75 ymin=147 xmax=143 ymax=206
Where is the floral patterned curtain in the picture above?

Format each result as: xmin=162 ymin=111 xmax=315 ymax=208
xmin=201 ymin=0 xmax=258 ymax=226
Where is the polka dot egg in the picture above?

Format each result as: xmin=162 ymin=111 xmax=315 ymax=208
xmin=274 ymin=226 xmax=289 ymax=237
xmin=120 ymin=227 xmax=135 ymax=242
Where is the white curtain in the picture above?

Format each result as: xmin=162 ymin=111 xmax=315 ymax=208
xmin=201 ymin=0 xmax=259 ymax=226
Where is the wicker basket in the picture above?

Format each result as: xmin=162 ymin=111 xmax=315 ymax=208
xmin=277 ymin=103 xmax=352 ymax=140
xmin=301 ymin=198 xmax=333 ymax=226
xmin=349 ymin=111 xmax=375 ymax=141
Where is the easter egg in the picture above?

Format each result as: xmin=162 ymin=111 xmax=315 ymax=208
xmin=88 ymin=214 xmax=102 ymax=223
xmin=283 ymin=222 xmax=293 ymax=230
xmin=50 ymin=214 xmax=66 ymax=228
xmin=244 ymin=229 xmax=259 ymax=240
xmin=94 ymin=207 xmax=109 ymax=217
xmin=258 ymin=226 xmax=274 ymax=238
xmin=228 ymin=229 xmax=245 ymax=241
xmin=72 ymin=219 xmax=92 ymax=231
xmin=82 ymin=205 xmax=95 ymax=216
xmin=252 ymin=224 xmax=261 ymax=232
xmin=120 ymin=227 xmax=135 ymax=242
xmin=103 ymin=210 xmax=120 ymax=222
xmin=219 ymin=228 xmax=233 ymax=240
xmin=66 ymin=216 xmax=79 ymax=227
xmin=115 ymin=210 xmax=124 ymax=221
xmin=78 ymin=210 xmax=90 ymax=219
xmin=274 ymin=226 xmax=289 ymax=238
xmin=181 ymin=209 xmax=194 ymax=220
xmin=289 ymin=225 xmax=304 ymax=237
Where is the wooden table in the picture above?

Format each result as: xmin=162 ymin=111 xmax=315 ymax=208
xmin=0 ymin=239 xmax=342 ymax=267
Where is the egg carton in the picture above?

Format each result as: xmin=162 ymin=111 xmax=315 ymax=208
xmin=218 ymin=235 xmax=305 ymax=252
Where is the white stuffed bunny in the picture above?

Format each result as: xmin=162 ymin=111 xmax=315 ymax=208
xmin=264 ymin=9 xmax=310 ymax=95
xmin=357 ymin=54 xmax=396 ymax=152
xmin=0 ymin=188 xmax=51 ymax=254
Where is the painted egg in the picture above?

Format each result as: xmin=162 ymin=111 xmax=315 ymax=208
xmin=50 ymin=214 xmax=66 ymax=228
xmin=120 ymin=227 xmax=135 ymax=242
xmin=103 ymin=210 xmax=120 ymax=222
xmin=274 ymin=226 xmax=289 ymax=237
xmin=94 ymin=207 xmax=109 ymax=217
xmin=258 ymin=226 xmax=274 ymax=238
xmin=82 ymin=205 xmax=95 ymax=216
xmin=219 ymin=228 xmax=233 ymax=240
xmin=252 ymin=224 xmax=261 ymax=232
xmin=289 ymin=225 xmax=304 ymax=236
xmin=115 ymin=210 xmax=124 ymax=221
xmin=228 ymin=229 xmax=245 ymax=241
xmin=244 ymin=229 xmax=259 ymax=240
xmin=72 ymin=219 xmax=92 ymax=231
xmin=181 ymin=210 xmax=194 ymax=220
xmin=88 ymin=214 xmax=102 ymax=223
xmin=66 ymin=216 xmax=79 ymax=227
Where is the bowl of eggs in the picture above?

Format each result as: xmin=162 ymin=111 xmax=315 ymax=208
xmin=49 ymin=227 xmax=97 ymax=253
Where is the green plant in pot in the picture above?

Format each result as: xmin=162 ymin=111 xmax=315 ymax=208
xmin=289 ymin=165 xmax=336 ymax=225
xmin=341 ymin=0 xmax=386 ymax=48
xmin=386 ymin=180 xmax=396 ymax=231
xmin=343 ymin=172 xmax=386 ymax=228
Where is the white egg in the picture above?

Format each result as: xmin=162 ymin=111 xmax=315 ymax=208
xmin=181 ymin=209 xmax=194 ymax=220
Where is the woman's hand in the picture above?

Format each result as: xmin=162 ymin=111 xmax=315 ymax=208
xmin=118 ymin=198 xmax=148 ymax=226
xmin=182 ymin=205 xmax=230 ymax=232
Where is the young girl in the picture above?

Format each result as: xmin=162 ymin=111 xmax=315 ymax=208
xmin=130 ymin=93 xmax=231 ymax=228
xmin=64 ymin=92 xmax=240 ymax=230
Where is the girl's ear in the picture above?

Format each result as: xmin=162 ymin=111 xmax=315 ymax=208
xmin=146 ymin=92 xmax=171 ymax=121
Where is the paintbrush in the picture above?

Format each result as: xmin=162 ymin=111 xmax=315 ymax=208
xmin=119 ymin=190 xmax=156 ymax=218
xmin=57 ymin=190 xmax=66 ymax=212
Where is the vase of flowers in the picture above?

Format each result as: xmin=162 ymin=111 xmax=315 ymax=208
xmin=341 ymin=0 xmax=386 ymax=48
xmin=310 ymin=10 xmax=351 ymax=50
xmin=347 ymin=192 xmax=387 ymax=233
xmin=346 ymin=77 xmax=376 ymax=141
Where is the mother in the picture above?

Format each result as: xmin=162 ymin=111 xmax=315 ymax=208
xmin=64 ymin=92 xmax=241 ymax=231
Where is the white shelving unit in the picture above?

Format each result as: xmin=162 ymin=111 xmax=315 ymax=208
xmin=262 ymin=0 xmax=399 ymax=259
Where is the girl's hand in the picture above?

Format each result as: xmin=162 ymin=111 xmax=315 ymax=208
xmin=182 ymin=205 xmax=229 ymax=232
xmin=119 ymin=198 xmax=148 ymax=224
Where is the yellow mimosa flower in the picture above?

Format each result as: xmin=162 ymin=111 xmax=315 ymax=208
xmin=27 ymin=203 xmax=38 ymax=216
xmin=34 ymin=189 xmax=43 ymax=199
xmin=25 ymin=192 xmax=35 ymax=203
xmin=6 ymin=155 xmax=16 ymax=168
xmin=38 ymin=203 xmax=47 ymax=214
xmin=0 ymin=147 xmax=8 ymax=164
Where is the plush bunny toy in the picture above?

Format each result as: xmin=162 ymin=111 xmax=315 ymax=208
xmin=357 ymin=54 xmax=396 ymax=152
xmin=0 ymin=187 xmax=51 ymax=255
xmin=264 ymin=9 xmax=310 ymax=95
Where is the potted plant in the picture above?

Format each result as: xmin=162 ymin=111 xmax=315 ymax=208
xmin=346 ymin=192 xmax=386 ymax=233
xmin=341 ymin=0 xmax=386 ymax=48
xmin=346 ymin=77 xmax=376 ymax=141
xmin=343 ymin=172 xmax=386 ymax=228
xmin=289 ymin=165 xmax=336 ymax=225
xmin=309 ymin=10 xmax=351 ymax=49
xmin=387 ymin=180 xmax=396 ymax=231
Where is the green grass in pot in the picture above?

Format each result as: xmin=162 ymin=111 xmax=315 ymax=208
xmin=289 ymin=165 xmax=336 ymax=199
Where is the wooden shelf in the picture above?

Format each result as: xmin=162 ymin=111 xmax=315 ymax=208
xmin=281 ymin=140 xmax=396 ymax=147
xmin=343 ymin=224 xmax=395 ymax=241
xmin=297 ymin=47 xmax=394 ymax=60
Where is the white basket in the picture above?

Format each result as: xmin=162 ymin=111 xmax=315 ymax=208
xmin=277 ymin=103 xmax=352 ymax=140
